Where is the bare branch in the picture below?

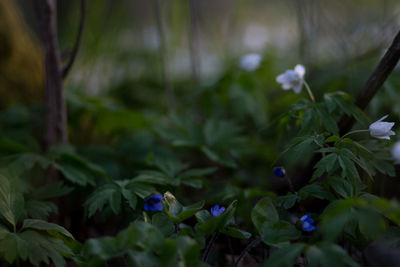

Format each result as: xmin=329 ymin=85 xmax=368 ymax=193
xmin=339 ymin=29 xmax=400 ymax=135
xmin=62 ymin=0 xmax=86 ymax=79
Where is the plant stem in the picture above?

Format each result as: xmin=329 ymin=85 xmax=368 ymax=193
xmin=341 ymin=129 xmax=370 ymax=139
xmin=233 ymin=237 xmax=261 ymax=267
xmin=303 ymin=80 xmax=315 ymax=103
xmin=201 ymin=231 xmax=219 ymax=263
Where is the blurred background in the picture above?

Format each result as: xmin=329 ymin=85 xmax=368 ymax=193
xmin=1 ymin=0 xmax=400 ymax=202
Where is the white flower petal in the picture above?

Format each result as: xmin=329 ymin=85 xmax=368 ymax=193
xmin=392 ymin=142 xmax=400 ymax=164
xmin=369 ymin=115 xmax=395 ymax=140
xmin=281 ymin=83 xmax=293 ymax=90
xmin=276 ymin=70 xmax=297 ymax=83
xmin=377 ymin=115 xmax=389 ymax=122
xmin=294 ymin=64 xmax=306 ymax=78
xmin=292 ymin=82 xmax=303 ymax=94
xmin=240 ymin=53 xmax=262 ymax=72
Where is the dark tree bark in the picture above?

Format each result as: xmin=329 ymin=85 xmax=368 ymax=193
xmin=38 ymin=0 xmax=68 ymax=148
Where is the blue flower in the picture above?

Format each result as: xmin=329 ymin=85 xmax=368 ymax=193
xmin=273 ymin=167 xmax=286 ymax=178
xmin=211 ymin=205 xmax=226 ymax=217
xmin=144 ymin=194 xmax=164 ymax=211
xmin=300 ymin=213 xmax=315 ymax=232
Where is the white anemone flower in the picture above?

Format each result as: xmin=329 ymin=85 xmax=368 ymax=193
xmin=239 ymin=53 xmax=262 ymax=72
xmin=276 ymin=64 xmax=306 ymax=94
xmin=391 ymin=141 xmax=400 ymax=164
xmin=369 ymin=115 xmax=395 ymax=140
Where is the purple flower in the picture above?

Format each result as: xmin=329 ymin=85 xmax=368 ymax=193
xmin=273 ymin=167 xmax=286 ymax=178
xmin=144 ymin=194 xmax=164 ymax=211
xmin=300 ymin=213 xmax=315 ymax=232
xmin=211 ymin=205 xmax=225 ymax=217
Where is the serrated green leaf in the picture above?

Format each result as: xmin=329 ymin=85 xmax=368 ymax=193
xmin=84 ymin=184 xmax=121 ymax=217
xmin=0 ymin=174 xmax=24 ymax=228
xmin=22 ymin=219 xmax=74 ymax=239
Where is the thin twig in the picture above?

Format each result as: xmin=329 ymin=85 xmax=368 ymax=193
xmin=62 ymin=0 xmax=86 ymax=79
xmin=201 ymin=231 xmax=219 ymax=263
xmin=154 ymin=0 xmax=174 ymax=110
xmin=233 ymin=237 xmax=261 ymax=267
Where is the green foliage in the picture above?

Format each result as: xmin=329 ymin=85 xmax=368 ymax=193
xmin=195 ymin=200 xmax=251 ymax=239
xmin=252 ymin=198 xmax=300 ymax=247
xmin=80 ymin=221 xmax=206 ymax=267
xmin=163 ymin=191 xmax=204 ymax=223
xmin=156 ymin=115 xmax=246 ymax=167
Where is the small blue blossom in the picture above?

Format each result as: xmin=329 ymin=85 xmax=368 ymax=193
xmin=211 ymin=205 xmax=226 ymax=217
xmin=300 ymin=213 xmax=315 ymax=232
xmin=273 ymin=167 xmax=286 ymax=178
xmin=144 ymin=194 xmax=164 ymax=211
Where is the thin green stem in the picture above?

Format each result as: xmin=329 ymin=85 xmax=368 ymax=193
xmin=341 ymin=129 xmax=369 ymax=139
xmin=303 ymin=80 xmax=315 ymax=103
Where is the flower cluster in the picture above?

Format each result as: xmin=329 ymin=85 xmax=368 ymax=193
xmin=300 ymin=214 xmax=315 ymax=232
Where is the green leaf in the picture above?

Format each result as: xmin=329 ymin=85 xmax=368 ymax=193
xmin=251 ymin=197 xmax=279 ymax=233
xmin=300 ymin=108 xmax=318 ymax=135
xmin=0 ymin=174 xmax=24 ymax=228
xmin=306 ymin=243 xmax=359 ymax=267
xmin=82 ymin=237 xmax=118 ymax=261
xmin=327 ymin=176 xmax=353 ymax=198
xmin=125 ymin=181 xmax=155 ymax=199
xmin=196 ymin=200 xmax=238 ymax=235
xmin=260 ymin=221 xmax=301 ymax=247
xmin=316 ymin=104 xmax=339 ymax=135
xmin=221 ymin=226 xmax=251 ymax=239
xmin=299 ymin=184 xmax=335 ymax=201
xmin=152 ymin=213 xmax=174 ymax=237
xmin=22 ymin=219 xmax=74 ymax=239
xmin=84 ymin=184 xmax=121 ymax=217
xmin=163 ymin=192 xmax=204 ymax=223
xmin=30 ymin=182 xmax=73 ymax=200
xmin=19 ymin=230 xmax=72 ymax=267
xmin=53 ymin=153 xmax=108 ymax=186
xmin=25 ymin=200 xmax=58 ymax=220
xmin=262 ymin=243 xmax=305 ymax=267
xmin=276 ymin=194 xmax=298 ymax=209
xmin=312 ymin=153 xmax=337 ymax=180
xmin=0 ymin=231 xmax=28 ymax=264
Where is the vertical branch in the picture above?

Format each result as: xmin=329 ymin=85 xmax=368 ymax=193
xmin=188 ymin=0 xmax=201 ymax=86
xmin=63 ymin=0 xmax=86 ymax=79
xmin=154 ymin=0 xmax=174 ymax=110
xmin=38 ymin=0 xmax=68 ymax=150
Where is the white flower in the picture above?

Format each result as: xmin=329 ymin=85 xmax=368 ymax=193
xmin=239 ymin=53 xmax=262 ymax=72
xmin=392 ymin=141 xmax=400 ymax=164
xmin=276 ymin=64 xmax=306 ymax=94
xmin=369 ymin=115 xmax=395 ymax=140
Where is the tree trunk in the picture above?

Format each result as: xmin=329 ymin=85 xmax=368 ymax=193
xmin=40 ymin=0 xmax=68 ymax=148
